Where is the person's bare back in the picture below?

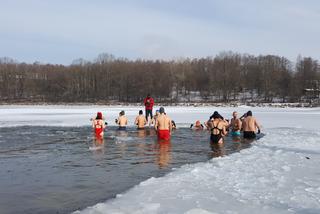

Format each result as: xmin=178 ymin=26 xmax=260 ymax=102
xmin=155 ymin=114 xmax=172 ymax=131
xmin=118 ymin=115 xmax=128 ymax=127
xmin=242 ymin=116 xmax=260 ymax=132
xmin=135 ymin=115 xmax=146 ymax=128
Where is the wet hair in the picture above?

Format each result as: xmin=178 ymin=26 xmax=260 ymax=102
xmin=159 ymin=107 xmax=165 ymax=114
xmin=247 ymin=111 xmax=252 ymax=116
xmin=139 ymin=110 xmax=143 ymax=115
xmin=120 ymin=110 xmax=125 ymax=116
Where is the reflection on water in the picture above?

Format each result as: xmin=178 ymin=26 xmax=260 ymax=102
xmin=0 ymin=126 xmax=257 ymax=214
xmin=155 ymin=140 xmax=172 ymax=169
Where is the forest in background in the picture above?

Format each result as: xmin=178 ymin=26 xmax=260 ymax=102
xmin=0 ymin=52 xmax=319 ymax=104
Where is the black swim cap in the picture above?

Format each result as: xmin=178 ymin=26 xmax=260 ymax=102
xmin=247 ymin=111 xmax=252 ymax=116
xmin=139 ymin=110 xmax=143 ymax=115
xmin=211 ymin=111 xmax=223 ymax=120
xmin=159 ymin=107 xmax=165 ymax=113
xmin=212 ymin=111 xmax=220 ymax=119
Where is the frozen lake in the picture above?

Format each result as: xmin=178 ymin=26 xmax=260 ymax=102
xmin=0 ymin=105 xmax=320 ymax=214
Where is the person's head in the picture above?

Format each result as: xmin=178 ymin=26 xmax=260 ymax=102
xmin=120 ymin=110 xmax=125 ymax=116
xmin=96 ymin=112 xmax=102 ymax=120
xmin=247 ymin=111 xmax=252 ymax=117
xmin=232 ymin=111 xmax=238 ymax=118
xmin=195 ymin=120 xmax=201 ymax=127
xmin=147 ymin=94 xmax=150 ymax=98
xmin=159 ymin=107 xmax=165 ymax=114
xmin=156 ymin=110 xmax=159 ymax=115
xmin=139 ymin=110 xmax=143 ymax=115
xmin=212 ymin=111 xmax=221 ymax=120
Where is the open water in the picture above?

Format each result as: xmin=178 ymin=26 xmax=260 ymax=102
xmin=0 ymin=126 xmax=256 ymax=214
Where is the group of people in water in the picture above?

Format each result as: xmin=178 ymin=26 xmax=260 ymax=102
xmin=91 ymin=94 xmax=261 ymax=145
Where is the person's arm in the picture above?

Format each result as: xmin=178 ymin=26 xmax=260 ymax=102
xmin=240 ymin=113 xmax=247 ymax=120
xmin=125 ymin=117 xmax=128 ymax=125
xmin=144 ymin=117 xmax=147 ymax=125
xmin=154 ymin=118 xmax=158 ymax=131
xmin=238 ymin=119 xmax=242 ymax=130
xmin=255 ymin=119 xmax=261 ymax=133
xmin=169 ymin=119 xmax=172 ymax=132
xmin=102 ymin=120 xmax=106 ymax=129
xmin=92 ymin=120 xmax=95 ymax=128
xmin=222 ymin=126 xmax=227 ymax=136
xmin=135 ymin=117 xmax=138 ymax=125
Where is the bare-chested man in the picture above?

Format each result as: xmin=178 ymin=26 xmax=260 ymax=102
xmin=230 ymin=111 xmax=242 ymax=137
xmin=242 ymin=110 xmax=261 ymax=139
xmin=190 ymin=120 xmax=204 ymax=130
xmin=116 ymin=110 xmax=128 ymax=130
xmin=135 ymin=110 xmax=147 ymax=130
xmin=155 ymin=107 xmax=172 ymax=140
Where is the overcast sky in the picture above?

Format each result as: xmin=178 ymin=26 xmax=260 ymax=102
xmin=0 ymin=0 xmax=319 ymax=64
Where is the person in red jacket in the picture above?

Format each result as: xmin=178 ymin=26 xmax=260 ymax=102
xmin=144 ymin=94 xmax=154 ymax=121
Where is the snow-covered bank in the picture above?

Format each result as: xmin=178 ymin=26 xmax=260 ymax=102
xmin=75 ymin=127 xmax=320 ymax=214
xmin=0 ymin=105 xmax=319 ymax=130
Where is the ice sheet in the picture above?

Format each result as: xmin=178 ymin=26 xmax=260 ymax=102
xmin=1 ymin=105 xmax=319 ymax=213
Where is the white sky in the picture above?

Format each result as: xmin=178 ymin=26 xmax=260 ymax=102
xmin=0 ymin=0 xmax=319 ymax=64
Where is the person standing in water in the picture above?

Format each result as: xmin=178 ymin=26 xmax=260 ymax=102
xmin=92 ymin=112 xmax=106 ymax=138
xmin=230 ymin=111 xmax=242 ymax=137
xmin=207 ymin=111 xmax=227 ymax=144
xmin=116 ymin=110 xmax=128 ymax=130
xmin=190 ymin=120 xmax=204 ymax=130
xmin=155 ymin=107 xmax=172 ymax=141
xmin=135 ymin=110 xmax=147 ymax=130
xmin=149 ymin=110 xmax=159 ymax=127
xmin=242 ymin=110 xmax=261 ymax=139
xmin=144 ymin=94 xmax=154 ymax=121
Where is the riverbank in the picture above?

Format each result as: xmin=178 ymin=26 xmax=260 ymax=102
xmin=0 ymin=101 xmax=318 ymax=108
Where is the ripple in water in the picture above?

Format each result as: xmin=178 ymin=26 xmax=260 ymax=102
xmin=0 ymin=126 xmax=259 ymax=214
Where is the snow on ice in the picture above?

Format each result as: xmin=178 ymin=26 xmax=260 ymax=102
xmin=0 ymin=105 xmax=319 ymax=213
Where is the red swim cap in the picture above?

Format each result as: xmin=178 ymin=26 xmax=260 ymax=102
xmin=97 ymin=112 xmax=102 ymax=119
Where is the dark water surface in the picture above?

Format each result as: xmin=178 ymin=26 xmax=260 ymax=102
xmin=0 ymin=126 xmax=254 ymax=214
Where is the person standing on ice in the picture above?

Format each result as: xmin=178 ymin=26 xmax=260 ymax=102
xmin=242 ymin=110 xmax=261 ymax=139
xmin=155 ymin=107 xmax=172 ymax=141
xmin=92 ymin=112 xmax=106 ymax=138
xmin=144 ymin=94 xmax=154 ymax=122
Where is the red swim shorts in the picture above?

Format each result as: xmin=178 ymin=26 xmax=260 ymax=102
xmin=158 ymin=129 xmax=170 ymax=140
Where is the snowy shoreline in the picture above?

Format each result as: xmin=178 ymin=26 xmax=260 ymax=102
xmin=0 ymin=102 xmax=317 ymax=108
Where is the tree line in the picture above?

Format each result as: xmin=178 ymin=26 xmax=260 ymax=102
xmin=0 ymin=52 xmax=319 ymax=104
